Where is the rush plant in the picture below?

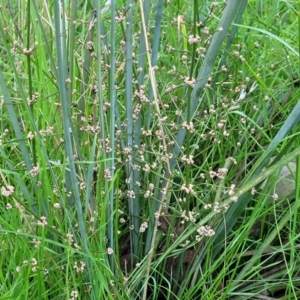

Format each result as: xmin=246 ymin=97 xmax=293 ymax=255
xmin=0 ymin=1 xmax=300 ymax=299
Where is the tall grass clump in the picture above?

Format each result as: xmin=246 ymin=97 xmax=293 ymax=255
xmin=1 ymin=0 xmax=300 ymax=299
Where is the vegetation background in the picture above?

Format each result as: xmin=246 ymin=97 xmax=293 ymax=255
xmin=0 ymin=0 xmax=300 ymax=299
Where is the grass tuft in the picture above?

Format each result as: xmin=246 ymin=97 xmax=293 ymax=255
xmin=1 ymin=1 xmax=300 ymax=299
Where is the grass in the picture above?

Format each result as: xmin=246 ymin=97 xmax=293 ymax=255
xmin=1 ymin=0 xmax=300 ymax=299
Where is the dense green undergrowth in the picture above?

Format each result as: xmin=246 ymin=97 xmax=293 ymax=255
xmin=1 ymin=0 xmax=300 ymax=299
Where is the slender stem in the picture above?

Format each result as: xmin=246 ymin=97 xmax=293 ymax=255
xmin=26 ymin=0 xmax=37 ymax=166
xmin=108 ymin=0 xmax=116 ymax=273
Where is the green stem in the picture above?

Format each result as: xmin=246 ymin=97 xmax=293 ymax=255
xmin=26 ymin=0 xmax=37 ymax=166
